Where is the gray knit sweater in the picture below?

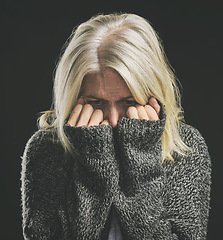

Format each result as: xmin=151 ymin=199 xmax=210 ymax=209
xmin=21 ymin=107 xmax=211 ymax=240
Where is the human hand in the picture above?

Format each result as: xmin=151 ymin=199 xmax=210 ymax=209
xmin=126 ymin=97 xmax=161 ymax=120
xmin=67 ymin=97 xmax=110 ymax=127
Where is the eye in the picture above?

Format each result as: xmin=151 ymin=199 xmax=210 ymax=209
xmin=124 ymin=100 xmax=137 ymax=105
xmin=87 ymin=100 xmax=103 ymax=106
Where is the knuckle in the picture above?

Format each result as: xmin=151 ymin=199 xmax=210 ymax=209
xmin=145 ymin=105 xmax=159 ymax=120
xmin=126 ymin=106 xmax=134 ymax=115
xmin=135 ymin=104 xmax=143 ymax=109
xmin=128 ymin=106 xmax=136 ymax=112
xmin=135 ymin=104 xmax=145 ymax=113
xmin=144 ymin=104 xmax=153 ymax=111
xmin=127 ymin=106 xmax=138 ymax=118
xmin=72 ymin=104 xmax=83 ymax=114
xmin=84 ymin=104 xmax=94 ymax=112
xmin=94 ymin=108 xmax=103 ymax=115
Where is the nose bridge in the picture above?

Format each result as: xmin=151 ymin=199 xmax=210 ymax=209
xmin=106 ymin=103 xmax=119 ymax=128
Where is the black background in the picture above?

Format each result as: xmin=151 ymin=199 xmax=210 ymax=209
xmin=2 ymin=0 xmax=222 ymax=239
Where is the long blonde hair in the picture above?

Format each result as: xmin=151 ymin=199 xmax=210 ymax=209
xmin=38 ymin=13 xmax=190 ymax=162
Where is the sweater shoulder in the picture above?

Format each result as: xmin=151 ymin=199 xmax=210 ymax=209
xmin=23 ymin=129 xmax=63 ymax=156
xmin=179 ymin=121 xmax=208 ymax=149
xmin=174 ymin=121 xmax=211 ymax=167
xmin=163 ymin=122 xmax=211 ymax=182
xmin=22 ymin=129 xmax=69 ymax=171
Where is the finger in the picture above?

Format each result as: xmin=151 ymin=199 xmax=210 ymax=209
xmin=76 ymin=104 xmax=94 ymax=127
xmin=144 ymin=105 xmax=159 ymax=120
xmin=126 ymin=106 xmax=139 ymax=119
xmin=77 ymin=96 xmax=85 ymax=105
xmin=88 ymin=109 xmax=103 ymax=127
xmin=100 ymin=119 xmax=110 ymax=126
xmin=67 ymin=103 xmax=83 ymax=127
xmin=148 ymin=97 xmax=161 ymax=116
xmin=135 ymin=104 xmax=149 ymax=120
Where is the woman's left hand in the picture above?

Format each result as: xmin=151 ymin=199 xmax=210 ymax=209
xmin=126 ymin=97 xmax=161 ymax=120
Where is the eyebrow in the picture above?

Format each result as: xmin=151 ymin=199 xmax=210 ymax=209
xmin=85 ymin=95 xmax=135 ymax=101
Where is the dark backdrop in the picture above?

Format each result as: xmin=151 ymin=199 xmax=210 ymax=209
xmin=2 ymin=0 xmax=222 ymax=239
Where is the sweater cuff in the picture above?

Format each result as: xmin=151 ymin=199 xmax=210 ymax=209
xmin=113 ymin=105 xmax=166 ymax=194
xmin=64 ymin=124 xmax=114 ymax=153
xmin=63 ymin=124 xmax=118 ymax=183
xmin=116 ymin=103 xmax=166 ymax=149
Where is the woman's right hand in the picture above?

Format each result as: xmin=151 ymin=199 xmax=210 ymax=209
xmin=67 ymin=97 xmax=110 ymax=127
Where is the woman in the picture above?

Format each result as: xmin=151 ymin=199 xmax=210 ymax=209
xmin=21 ymin=13 xmax=211 ymax=239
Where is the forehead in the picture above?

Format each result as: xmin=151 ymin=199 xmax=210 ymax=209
xmin=81 ymin=69 xmax=132 ymax=99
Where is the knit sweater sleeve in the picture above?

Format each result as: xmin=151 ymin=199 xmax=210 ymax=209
xmin=62 ymin=124 xmax=119 ymax=239
xmin=21 ymin=130 xmax=70 ymax=239
xmin=21 ymin=124 xmax=119 ymax=240
xmin=113 ymin=109 xmax=211 ymax=239
xmin=63 ymin=124 xmax=119 ymax=188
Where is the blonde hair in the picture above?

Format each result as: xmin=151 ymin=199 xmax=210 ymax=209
xmin=39 ymin=13 xmax=190 ymax=162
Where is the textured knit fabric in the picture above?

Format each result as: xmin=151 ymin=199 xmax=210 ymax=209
xmin=21 ymin=106 xmax=211 ymax=240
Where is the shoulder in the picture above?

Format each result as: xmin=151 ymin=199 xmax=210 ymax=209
xmin=179 ymin=121 xmax=211 ymax=158
xmin=179 ymin=121 xmax=207 ymax=147
xmin=23 ymin=129 xmax=63 ymax=158
xmin=174 ymin=121 xmax=211 ymax=168
xmin=22 ymin=129 xmax=70 ymax=174
xmin=162 ymin=122 xmax=212 ymax=195
xmin=164 ymin=122 xmax=211 ymax=172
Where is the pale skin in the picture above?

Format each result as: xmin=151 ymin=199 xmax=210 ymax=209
xmin=67 ymin=68 xmax=161 ymax=128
